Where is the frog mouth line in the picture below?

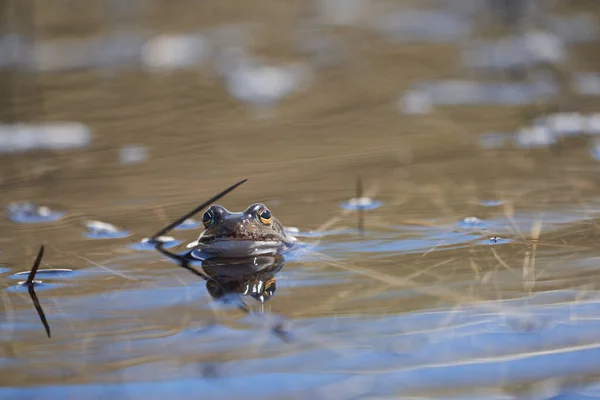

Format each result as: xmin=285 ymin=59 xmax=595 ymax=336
xmin=198 ymin=235 xmax=284 ymax=245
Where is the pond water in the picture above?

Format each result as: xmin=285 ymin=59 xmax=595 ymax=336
xmin=2 ymin=1 xmax=600 ymax=399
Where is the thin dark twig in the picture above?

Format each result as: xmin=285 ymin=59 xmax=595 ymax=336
xmin=25 ymin=244 xmax=43 ymax=285
xmin=357 ymin=175 xmax=364 ymax=236
xmin=155 ymin=243 xmax=208 ymax=281
xmin=150 ymin=179 xmax=247 ymax=240
xmin=25 ymin=245 xmax=50 ymax=338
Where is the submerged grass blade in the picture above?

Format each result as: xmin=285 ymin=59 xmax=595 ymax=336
xmin=150 ymin=178 xmax=247 ymax=241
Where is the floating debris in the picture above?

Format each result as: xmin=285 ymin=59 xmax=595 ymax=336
xmin=141 ymin=33 xmax=209 ymax=71
xmin=83 ymin=221 xmax=130 ymax=239
xmin=119 ymin=145 xmax=148 ymax=165
xmin=459 ymin=216 xmax=486 ymax=229
xmin=130 ymin=236 xmax=182 ymax=251
xmin=5 ymin=202 xmax=65 ymax=224
xmin=378 ymin=10 xmax=472 ymax=43
xmin=0 ymin=122 xmax=91 ymax=153
xmin=513 ymin=125 xmax=556 ymax=149
xmin=340 ymin=197 xmax=382 ymax=211
xmin=174 ymin=218 xmax=202 ymax=230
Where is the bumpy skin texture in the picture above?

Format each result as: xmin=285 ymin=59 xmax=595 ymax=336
xmin=197 ymin=203 xmax=294 ymax=247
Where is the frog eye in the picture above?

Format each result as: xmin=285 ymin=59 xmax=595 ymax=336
xmin=258 ymin=208 xmax=272 ymax=224
xmin=202 ymin=209 xmax=215 ymax=227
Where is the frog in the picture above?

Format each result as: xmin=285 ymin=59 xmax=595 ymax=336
xmin=191 ymin=203 xmax=296 ymax=257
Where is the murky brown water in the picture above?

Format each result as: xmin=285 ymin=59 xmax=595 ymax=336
xmin=2 ymin=1 xmax=600 ymax=399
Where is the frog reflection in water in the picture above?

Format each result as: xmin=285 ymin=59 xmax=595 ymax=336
xmin=191 ymin=203 xmax=296 ymax=258
xmin=202 ymin=254 xmax=284 ymax=303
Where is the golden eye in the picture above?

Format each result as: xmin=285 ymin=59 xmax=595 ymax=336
xmin=258 ymin=208 xmax=272 ymax=225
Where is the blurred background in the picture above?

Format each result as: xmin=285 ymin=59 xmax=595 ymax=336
xmin=1 ymin=0 xmax=600 ymax=399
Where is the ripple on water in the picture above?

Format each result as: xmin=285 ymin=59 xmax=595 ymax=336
xmin=173 ymin=218 xmax=202 ymax=230
xmin=83 ymin=221 xmax=130 ymax=239
xmin=129 ymin=236 xmax=182 ymax=251
xmin=458 ymin=216 xmax=487 ymax=229
xmin=317 ymin=228 xmax=482 ymax=256
xmin=8 ymin=269 xmax=76 ymax=288
xmin=340 ymin=197 xmax=383 ymax=211
xmin=479 ymin=199 xmax=505 ymax=207
xmin=5 ymin=280 xmax=65 ymax=292
xmin=12 ymin=268 xmax=74 ymax=278
xmin=5 ymin=202 xmax=65 ymax=223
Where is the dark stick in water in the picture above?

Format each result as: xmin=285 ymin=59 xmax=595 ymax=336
xmin=25 ymin=244 xmax=43 ymax=285
xmin=357 ymin=176 xmax=364 ymax=236
xmin=155 ymin=243 xmax=208 ymax=281
xmin=150 ymin=178 xmax=247 ymax=241
xmin=26 ymin=245 xmax=51 ymax=338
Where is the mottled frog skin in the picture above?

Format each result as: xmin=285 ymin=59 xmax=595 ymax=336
xmin=195 ymin=203 xmax=295 ymax=256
